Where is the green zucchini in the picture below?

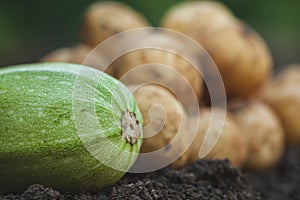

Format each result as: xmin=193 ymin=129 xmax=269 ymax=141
xmin=0 ymin=63 xmax=143 ymax=193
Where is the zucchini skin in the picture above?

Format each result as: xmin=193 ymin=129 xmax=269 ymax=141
xmin=0 ymin=63 xmax=143 ymax=193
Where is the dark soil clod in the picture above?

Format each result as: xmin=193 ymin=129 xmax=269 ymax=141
xmin=1 ymin=147 xmax=299 ymax=200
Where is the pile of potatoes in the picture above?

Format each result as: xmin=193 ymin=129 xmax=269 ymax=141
xmin=41 ymin=1 xmax=300 ymax=171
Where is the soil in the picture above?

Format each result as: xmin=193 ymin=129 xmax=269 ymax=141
xmin=1 ymin=146 xmax=299 ymax=200
xmin=251 ymin=146 xmax=300 ymax=200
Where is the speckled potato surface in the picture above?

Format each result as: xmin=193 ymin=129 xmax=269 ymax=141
xmin=41 ymin=44 xmax=114 ymax=75
xmin=40 ymin=47 xmax=74 ymax=63
xmin=80 ymin=1 xmax=150 ymax=47
xmin=260 ymin=66 xmax=300 ymax=146
xmin=161 ymin=1 xmax=234 ymax=35
xmin=129 ymin=84 xmax=187 ymax=163
xmin=173 ymin=108 xmax=247 ymax=168
xmin=162 ymin=1 xmax=272 ymax=98
xmin=228 ymin=100 xmax=285 ymax=170
xmin=114 ymin=32 xmax=202 ymax=111
xmin=273 ymin=64 xmax=300 ymax=84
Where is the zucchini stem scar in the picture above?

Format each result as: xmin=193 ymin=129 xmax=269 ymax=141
xmin=121 ymin=110 xmax=140 ymax=145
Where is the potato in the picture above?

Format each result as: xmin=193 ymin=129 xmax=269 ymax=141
xmin=260 ymin=66 xmax=300 ymax=146
xmin=228 ymin=100 xmax=285 ymax=170
xmin=173 ymin=108 xmax=247 ymax=168
xmin=40 ymin=47 xmax=73 ymax=63
xmin=41 ymin=44 xmax=94 ymax=64
xmin=80 ymin=1 xmax=150 ymax=47
xmin=41 ymin=44 xmax=114 ymax=75
xmin=161 ymin=1 xmax=234 ymax=36
xmin=129 ymin=84 xmax=188 ymax=165
xmin=161 ymin=1 xmax=272 ymax=98
xmin=114 ymin=32 xmax=202 ymax=113
xmin=273 ymin=64 xmax=300 ymax=84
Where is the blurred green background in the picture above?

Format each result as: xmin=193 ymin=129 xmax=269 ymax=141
xmin=0 ymin=0 xmax=299 ymax=68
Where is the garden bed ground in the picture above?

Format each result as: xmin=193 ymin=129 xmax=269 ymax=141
xmin=1 ymin=146 xmax=299 ymax=200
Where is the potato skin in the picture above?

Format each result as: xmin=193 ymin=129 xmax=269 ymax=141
xmin=260 ymin=66 xmax=300 ymax=146
xmin=274 ymin=64 xmax=300 ymax=84
xmin=41 ymin=44 xmax=93 ymax=64
xmin=173 ymin=108 xmax=247 ymax=168
xmin=130 ymin=84 xmax=187 ymax=163
xmin=161 ymin=1 xmax=234 ymax=35
xmin=228 ymin=100 xmax=285 ymax=170
xmin=201 ymin=21 xmax=272 ymax=97
xmin=40 ymin=47 xmax=74 ymax=63
xmin=162 ymin=1 xmax=272 ymax=98
xmin=80 ymin=1 xmax=150 ymax=47
xmin=41 ymin=44 xmax=114 ymax=75
xmin=114 ymin=32 xmax=202 ymax=110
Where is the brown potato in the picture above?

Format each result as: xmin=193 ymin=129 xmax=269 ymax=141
xmin=173 ymin=108 xmax=247 ymax=168
xmin=162 ymin=1 xmax=272 ymax=98
xmin=114 ymin=32 xmax=203 ymax=113
xmin=129 ymin=84 xmax=188 ymax=165
xmin=274 ymin=64 xmax=300 ymax=84
xmin=80 ymin=1 xmax=150 ymax=47
xmin=41 ymin=44 xmax=94 ymax=64
xmin=41 ymin=44 xmax=114 ymax=75
xmin=161 ymin=1 xmax=234 ymax=36
xmin=228 ymin=100 xmax=285 ymax=170
xmin=260 ymin=66 xmax=300 ymax=146
xmin=40 ymin=47 xmax=74 ymax=63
